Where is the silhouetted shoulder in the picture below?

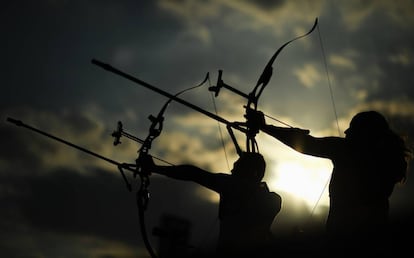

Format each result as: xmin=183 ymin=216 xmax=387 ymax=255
xmin=252 ymin=183 xmax=282 ymax=217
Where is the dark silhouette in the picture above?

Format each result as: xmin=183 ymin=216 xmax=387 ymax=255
xmin=140 ymin=152 xmax=282 ymax=257
xmin=247 ymin=110 xmax=412 ymax=254
xmin=153 ymin=213 xmax=192 ymax=258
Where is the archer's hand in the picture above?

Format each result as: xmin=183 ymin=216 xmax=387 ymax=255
xmin=245 ymin=108 xmax=266 ymax=131
xmin=138 ymin=153 xmax=156 ymax=174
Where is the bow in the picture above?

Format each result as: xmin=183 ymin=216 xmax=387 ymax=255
xmin=209 ymin=18 xmax=318 ymax=155
xmin=5 ymin=117 xmax=161 ymax=258
xmin=113 ymin=73 xmax=209 ymax=258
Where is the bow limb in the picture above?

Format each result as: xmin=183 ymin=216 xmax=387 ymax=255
xmin=152 ymin=72 xmax=210 ymax=123
xmin=244 ymin=18 xmax=318 ymax=153
xmin=137 ymin=72 xmax=210 ymax=162
xmin=249 ymin=18 xmax=318 ymax=109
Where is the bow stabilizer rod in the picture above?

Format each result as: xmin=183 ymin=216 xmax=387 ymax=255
xmin=7 ymin=117 xmax=125 ymax=168
xmin=91 ymin=59 xmax=248 ymax=134
xmin=6 ymin=117 xmax=134 ymax=190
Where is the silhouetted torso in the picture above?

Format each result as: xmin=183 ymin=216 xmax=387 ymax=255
xmin=305 ymin=137 xmax=396 ymax=252
xmin=160 ymin=168 xmax=281 ymax=256
xmin=327 ymin=139 xmax=392 ymax=235
xmin=215 ymin=175 xmax=281 ymax=255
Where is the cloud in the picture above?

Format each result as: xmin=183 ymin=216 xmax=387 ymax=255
xmin=152 ymin=116 xmax=239 ymax=172
xmin=377 ymin=0 xmax=414 ymax=28
xmin=329 ymin=54 xmax=357 ymax=70
xmin=0 ymin=163 xmax=217 ymax=256
xmin=157 ymin=0 xmax=323 ymax=41
xmin=157 ymin=0 xmax=220 ymax=45
xmin=338 ymin=1 xmax=375 ymax=31
xmin=220 ymin=0 xmax=322 ymax=31
xmin=347 ymin=99 xmax=414 ymax=119
xmin=337 ymin=0 xmax=414 ymax=31
xmin=1 ymin=106 xmax=139 ymax=176
xmin=0 ymin=167 xmax=146 ymax=257
xmin=113 ymin=46 xmax=138 ymax=67
xmin=293 ymin=63 xmax=322 ymax=88
xmin=388 ymin=48 xmax=413 ymax=66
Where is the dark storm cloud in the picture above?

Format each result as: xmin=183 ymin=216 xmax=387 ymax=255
xmin=0 ymin=166 xmax=144 ymax=256
xmin=339 ymin=9 xmax=414 ymax=101
xmin=2 ymin=0 xmax=187 ymax=112
xmin=0 ymin=166 xmax=220 ymax=257
xmin=246 ymin=0 xmax=286 ymax=10
xmin=1 ymin=106 xmax=115 ymax=174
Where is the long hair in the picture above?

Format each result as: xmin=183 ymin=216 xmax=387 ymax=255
xmin=347 ymin=111 xmax=412 ymax=183
xmin=382 ymin=128 xmax=412 ymax=183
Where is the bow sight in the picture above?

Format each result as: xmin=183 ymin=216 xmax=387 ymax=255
xmin=112 ymin=121 xmax=145 ymax=146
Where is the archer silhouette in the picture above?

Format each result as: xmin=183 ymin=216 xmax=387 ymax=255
xmin=140 ymin=152 xmax=282 ymax=257
xmin=247 ymin=110 xmax=412 ymax=254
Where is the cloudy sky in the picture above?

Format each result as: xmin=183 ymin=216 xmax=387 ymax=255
xmin=2 ymin=0 xmax=414 ymax=257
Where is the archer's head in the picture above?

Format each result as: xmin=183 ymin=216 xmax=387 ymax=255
xmin=344 ymin=110 xmax=390 ymax=141
xmin=231 ymin=152 xmax=266 ymax=182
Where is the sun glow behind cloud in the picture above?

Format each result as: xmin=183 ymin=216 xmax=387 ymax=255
xmin=269 ymin=159 xmax=331 ymax=209
xmin=257 ymin=135 xmax=332 ymax=214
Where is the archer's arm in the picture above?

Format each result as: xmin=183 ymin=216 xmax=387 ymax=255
xmin=246 ymin=108 xmax=340 ymax=157
xmin=141 ymin=154 xmax=224 ymax=192
xmin=262 ymin=124 xmax=343 ymax=158
xmin=262 ymin=124 xmax=311 ymax=152
xmin=245 ymin=109 xmax=311 ymax=151
xmin=153 ymin=164 xmax=210 ymax=181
